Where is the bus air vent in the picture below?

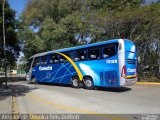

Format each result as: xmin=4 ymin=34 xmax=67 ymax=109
xmin=105 ymin=71 xmax=118 ymax=85
xmin=127 ymin=59 xmax=136 ymax=64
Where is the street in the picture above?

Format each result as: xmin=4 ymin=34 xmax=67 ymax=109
xmin=1 ymin=81 xmax=160 ymax=120
xmin=14 ymin=81 xmax=160 ymax=114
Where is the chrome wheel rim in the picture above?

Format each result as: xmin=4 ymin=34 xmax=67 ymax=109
xmin=85 ymin=80 xmax=92 ymax=87
xmin=73 ymin=79 xmax=78 ymax=86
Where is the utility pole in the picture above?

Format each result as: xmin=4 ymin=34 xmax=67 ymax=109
xmin=3 ymin=0 xmax=7 ymax=89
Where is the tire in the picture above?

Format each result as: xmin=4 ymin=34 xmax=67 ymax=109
xmin=84 ymin=77 xmax=94 ymax=90
xmin=71 ymin=76 xmax=81 ymax=88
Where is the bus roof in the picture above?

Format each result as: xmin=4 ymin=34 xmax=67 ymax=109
xmin=29 ymin=39 xmax=131 ymax=59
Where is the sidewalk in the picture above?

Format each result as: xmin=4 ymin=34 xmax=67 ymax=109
xmin=0 ymin=84 xmax=12 ymax=114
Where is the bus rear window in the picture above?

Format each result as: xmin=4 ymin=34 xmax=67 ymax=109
xmin=103 ymin=43 xmax=118 ymax=58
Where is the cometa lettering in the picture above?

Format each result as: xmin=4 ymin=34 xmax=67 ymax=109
xmin=127 ymin=68 xmax=136 ymax=73
xmin=39 ymin=66 xmax=52 ymax=71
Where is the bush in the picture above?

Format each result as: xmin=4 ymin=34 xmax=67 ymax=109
xmin=138 ymin=76 xmax=160 ymax=82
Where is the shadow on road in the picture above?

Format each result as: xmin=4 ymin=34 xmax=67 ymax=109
xmin=0 ymin=76 xmax=26 ymax=83
xmin=36 ymin=82 xmax=132 ymax=93
xmin=37 ymin=82 xmax=71 ymax=87
xmin=0 ymin=81 xmax=37 ymax=101
xmin=96 ymin=87 xmax=132 ymax=92
xmin=0 ymin=87 xmax=12 ymax=101
xmin=12 ymin=84 xmax=37 ymax=97
xmin=9 ymin=76 xmax=26 ymax=82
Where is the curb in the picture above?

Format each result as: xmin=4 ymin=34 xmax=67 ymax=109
xmin=136 ymin=82 xmax=160 ymax=85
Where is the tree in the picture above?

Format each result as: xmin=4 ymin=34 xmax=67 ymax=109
xmin=0 ymin=1 xmax=20 ymax=67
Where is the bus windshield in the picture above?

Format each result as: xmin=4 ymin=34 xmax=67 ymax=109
xmin=25 ymin=58 xmax=33 ymax=73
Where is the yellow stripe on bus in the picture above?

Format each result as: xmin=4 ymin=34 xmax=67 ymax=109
xmin=55 ymin=52 xmax=83 ymax=81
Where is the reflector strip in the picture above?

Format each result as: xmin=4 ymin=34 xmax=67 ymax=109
xmin=126 ymin=75 xmax=137 ymax=79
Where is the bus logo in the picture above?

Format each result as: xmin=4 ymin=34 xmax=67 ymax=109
xmin=39 ymin=66 xmax=52 ymax=71
xmin=127 ymin=68 xmax=136 ymax=73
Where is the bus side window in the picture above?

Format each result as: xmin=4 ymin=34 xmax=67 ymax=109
xmin=73 ymin=50 xmax=87 ymax=62
xmin=49 ymin=54 xmax=59 ymax=64
xmin=49 ymin=55 xmax=54 ymax=64
xmin=76 ymin=50 xmax=87 ymax=61
xmin=72 ymin=51 xmax=79 ymax=62
xmin=103 ymin=43 xmax=117 ymax=58
xmin=88 ymin=48 xmax=100 ymax=60
xmin=33 ymin=57 xmax=40 ymax=67
xmin=74 ymin=55 xmax=80 ymax=61
xmin=59 ymin=52 xmax=70 ymax=63
xmin=59 ymin=55 xmax=65 ymax=62
xmin=41 ymin=56 xmax=47 ymax=64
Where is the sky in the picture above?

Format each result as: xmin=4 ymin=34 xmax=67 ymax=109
xmin=8 ymin=0 xmax=27 ymax=19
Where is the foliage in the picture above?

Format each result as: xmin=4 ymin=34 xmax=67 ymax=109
xmin=0 ymin=1 xmax=20 ymax=67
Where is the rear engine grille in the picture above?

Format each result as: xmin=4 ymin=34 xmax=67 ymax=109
xmin=100 ymin=71 xmax=118 ymax=85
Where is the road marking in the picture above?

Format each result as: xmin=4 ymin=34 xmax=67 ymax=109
xmin=27 ymin=93 xmax=128 ymax=120
xmin=12 ymin=90 xmax=20 ymax=120
xmin=136 ymin=82 xmax=160 ymax=85
xmin=12 ymin=96 xmax=19 ymax=114
xmin=12 ymin=87 xmax=43 ymax=120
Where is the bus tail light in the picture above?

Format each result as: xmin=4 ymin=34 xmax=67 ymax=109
xmin=121 ymin=65 xmax=126 ymax=78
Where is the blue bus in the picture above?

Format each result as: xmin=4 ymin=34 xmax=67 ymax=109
xmin=25 ymin=39 xmax=137 ymax=89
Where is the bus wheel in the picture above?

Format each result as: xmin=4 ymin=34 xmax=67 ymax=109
xmin=71 ymin=76 xmax=81 ymax=88
xmin=84 ymin=77 xmax=94 ymax=90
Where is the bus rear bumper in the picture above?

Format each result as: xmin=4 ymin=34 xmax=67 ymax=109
xmin=125 ymin=78 xmax=137 ymax=86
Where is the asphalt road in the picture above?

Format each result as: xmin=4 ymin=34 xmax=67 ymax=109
xmin=11 ymin=81 xmax=160 ymax=120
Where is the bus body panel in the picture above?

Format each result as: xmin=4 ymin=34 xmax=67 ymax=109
xmin=32 ymin=63 xmax=76 ymax=84
xmin=77 ymin=58 xmax=120 ymax=87
xmin=26 ymin=39 xmax=137 ymax=87
xmin=31 ymin=58 xmax=120 ymax=87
